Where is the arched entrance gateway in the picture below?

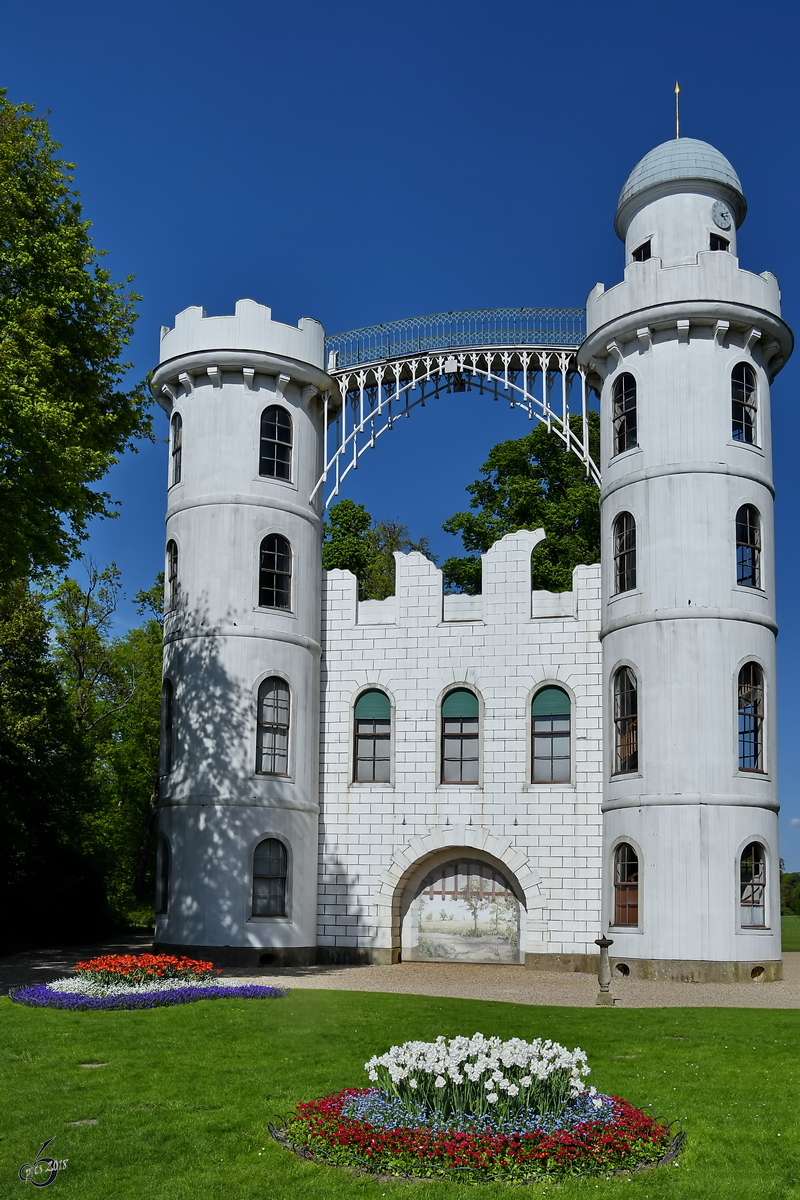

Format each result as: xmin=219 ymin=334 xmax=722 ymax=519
xmin=402 ymin=857 xmax=524 ymax=964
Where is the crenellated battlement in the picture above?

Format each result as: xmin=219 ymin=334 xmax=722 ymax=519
xmin=322 ymin=531 xmax=601 ymax=630
xmin=159 ymin=298 xmax=326 ymax=368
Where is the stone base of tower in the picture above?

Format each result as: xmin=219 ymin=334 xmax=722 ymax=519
xmin=155 ymin=942 xmax=397 ymax=969
xmin=607 ymin=956 xmax=781 ymax=983
xmin=525 ymin=952 xmax=781 ymax=981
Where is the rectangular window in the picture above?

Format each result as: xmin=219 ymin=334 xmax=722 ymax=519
xmin=632 ymin=240 xmax=651 ymax=262
xmin=256 ymin=680 xmax=289 ymax=775
xmin=710 ymin=233 xmax=729 ymax=251
xmin=442 ymin=718 xmax=479 ymax=783
xmin=354 ymin=718 xmax=391 ymax=782
xmin=533 ymin=715 xmax=571 ymax=782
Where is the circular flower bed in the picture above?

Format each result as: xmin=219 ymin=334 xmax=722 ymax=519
xmin=8 ymin=953 xmax=289 ymax=1010
xmin=275 ymin=1034 xmax=682 ymax=1182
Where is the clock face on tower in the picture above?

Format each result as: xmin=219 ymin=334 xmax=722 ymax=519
xmin=712 ymin=200 xmax=732 ymax=231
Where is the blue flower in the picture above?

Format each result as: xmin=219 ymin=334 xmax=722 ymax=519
xmin=8 ymin=984 xmax=289 ymax=1010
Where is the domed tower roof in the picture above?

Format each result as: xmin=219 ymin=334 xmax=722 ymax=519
xmin=614 ymin=137 xmax=746 ymax=239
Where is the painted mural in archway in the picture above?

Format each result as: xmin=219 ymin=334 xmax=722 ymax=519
xmin=402 ymin=858 xmax=523 ymax=964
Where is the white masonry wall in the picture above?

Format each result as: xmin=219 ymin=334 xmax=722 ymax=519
xmin=317 ymin=528 xmax=604 ymax=963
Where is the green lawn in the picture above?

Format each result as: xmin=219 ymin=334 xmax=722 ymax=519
xmin=1 ymin=990 xmax=799 ymax=1199
xmin=782 ymin=914 xmax=800 ymax=951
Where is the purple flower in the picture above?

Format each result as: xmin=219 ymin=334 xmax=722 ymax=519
xmin=8 ymin=984 xmax=289 ymax=1010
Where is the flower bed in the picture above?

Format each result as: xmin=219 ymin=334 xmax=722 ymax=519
xmin=275 ymin=1035 xmax=681 ymax=1182
xmin=73 ymin=953 xmax=219 ymax=986
xmin=8 ymin=953 xmax=290 ymax=1010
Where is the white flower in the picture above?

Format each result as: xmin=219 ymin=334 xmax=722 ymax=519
xmin=434 ymin=1076 xmax=446 ymax=1088
xmin=507 ymin=1085 xmax=519 ymax=1097
xmin=409 ymin=1079 xmax=418 ymax=1089
xmin=487 ymin=1093 xmax=498 ymax=1104
xmin=520 ymin=1076 xmax=531 ymax=1087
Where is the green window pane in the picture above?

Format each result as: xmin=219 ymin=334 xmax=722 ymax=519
xmin=441 ymin=688 xmax=479 ymax=719
xmin=532 ymin=686 xmax=571 ymax=717
xmin=354 ymin=689 xmax=391 ymax=720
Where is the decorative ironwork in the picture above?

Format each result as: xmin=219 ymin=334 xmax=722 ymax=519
xmin=324 ymin=307 xmax=586 ymax=370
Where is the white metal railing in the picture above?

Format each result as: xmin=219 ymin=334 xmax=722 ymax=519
xmin=310 ymin=341 xmax=599 ymax=511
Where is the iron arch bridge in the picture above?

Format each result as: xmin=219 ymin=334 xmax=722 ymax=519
xmin=310 ymin=307 xmax=600 ymax=510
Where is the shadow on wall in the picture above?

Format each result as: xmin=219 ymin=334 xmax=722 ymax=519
xmin=159 ymin=599 xmax=256 ymax=952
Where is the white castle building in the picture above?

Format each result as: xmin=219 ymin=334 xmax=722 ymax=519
xmin=151 ymin=136 xmax=793 ymax=982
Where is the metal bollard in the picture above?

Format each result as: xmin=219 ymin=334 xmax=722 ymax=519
xmin=595 ymin=935 xmax=614 ymax=1006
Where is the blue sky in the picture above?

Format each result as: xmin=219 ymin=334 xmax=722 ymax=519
xmin=4 ymin=0 xmax=800 ymax=863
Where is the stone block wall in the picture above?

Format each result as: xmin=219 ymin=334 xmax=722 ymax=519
xmin=317 ymin=530 xmax=604 ymax=963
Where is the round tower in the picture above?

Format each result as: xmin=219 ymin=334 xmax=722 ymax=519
xmin=579 ymin=139 xmax=793 ymax=981
xmin=150 ymin=299 xmax=332 ymax=967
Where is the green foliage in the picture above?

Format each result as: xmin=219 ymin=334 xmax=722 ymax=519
xmin=780 ymin=871 xmax=800 ymax=916
xmin=322 ymin=499 xmax=436 ymax=600
xmin=442 ymin=412 xmax=601 ymax=594
xmin=2 ymin=993 xmax=799 ymax=1199
xmin=49 ymin=565 xmax=164 ymax=920
xmin=0 ymin=582 xmax=105 ymax=945
xmin=0 ymin=90 xmax=151 ymax=585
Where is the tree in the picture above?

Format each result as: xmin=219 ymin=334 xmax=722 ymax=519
xmin=50 ymin=566 xmax=164 ymax=919
xmin=0 ymin=90 xmax=150 ymax=585
xmin=0 ymin=581 xmax=104 ymax=946
xmin=322 ymin=499 xmax=436 ymax=600
xmin=442 ymin=412 xmax=601 ymax=594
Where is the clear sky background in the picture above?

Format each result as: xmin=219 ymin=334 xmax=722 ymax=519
xmin=4 ymin=0 xmax=800 ymax=862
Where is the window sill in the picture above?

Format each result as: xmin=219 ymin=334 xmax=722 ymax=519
xmin=727 ymin=440 xmax=764 ymax=456
xmin=436 ymin=783 xmax=483 ymax=790
xmin=524 ymin=780 xmax=576 ymax=790
xmin=608 ymin=588 xmax=641 ymax=602
xmin=254 ymin=475 xmax=297 ymax=492
xmin=736 ymin=926 xmax=772 ymax=934
xmin=737 ymin=769 xmax=769 ymax=777
xmin=610 ymin=771 xmax=642 ymax=780
xmin=348 ymin=781 xmax=395 ymax=789
xmin=608 ymin=926 xmax=643 ymax=934
xmin=247 ymin=915 xmax=291 ymax=923
xmin=255 ymin=606 xmax=296 ymax=619
xmin=609 ymin=446 xmax=642 ymax=465
xmin=733 ymin=585 xmax=766 ymax=595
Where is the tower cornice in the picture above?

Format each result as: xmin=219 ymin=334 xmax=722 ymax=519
xmin=579 ymin=299 xmax=793 ymax=382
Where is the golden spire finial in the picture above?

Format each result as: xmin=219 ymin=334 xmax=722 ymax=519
xmin=675 ymin=81 xmax=680 ymax=139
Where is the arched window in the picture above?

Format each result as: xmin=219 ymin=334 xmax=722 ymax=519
xmin=170 ymin=413 xmax=183 ymax=486
xmin=613 ymin=512 xmax=636 ymax=594
xmin=732 ymin=363 xmax=757 ymax=444
xmin=612 ymin=373 xmax=637 ymax=456
xmin=256 ymin=678 xmax=290 ymax=775
xmin=738 ymin=663 xmax=764 ymax=772
xmin=613 ymin=843 xmax=639 ymax=926
xmin=441 ymin=689 xmax=479 ymax=783
xmin=252 ymin=838 xmax=287 ymax=917
xmin=155 ymin=836 xmax=170 ymax=915
xmin=259 ymin=535 xmax=292 ymax=609
xmin=740 ymin=842 xmax=766 ymax=927
xmin=613 ymin=667 xmax=638 ymax=774
xmin=259 ymin=406 xmax=293 ymax=480
xmin=532 ymin=686 xmax=571 ymax=783
xmin=736 ymin=505 xmax=761 ymax=588
xmin=353 ymin=690 xmax=391 ymax=782
xmin=162 ymin=679 xmax=174 ymax=774
xmin=166 ymin=540 xmax=179 ymax=611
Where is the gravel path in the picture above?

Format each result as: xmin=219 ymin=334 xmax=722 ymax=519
xmin=229 ymin=955 xmax=800 ymax=1009
xmin=3 ymin=938 xmax=799 ymax=1008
